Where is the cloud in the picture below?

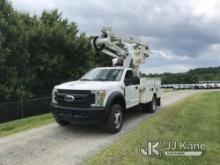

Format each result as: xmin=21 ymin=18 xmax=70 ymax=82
xmin=200 ymin=43 xmax=220 ymax=60
xmin=151 ymin=49 xmax=190 ymax=60
xmin=10 ymin=0 xmax=220 ymax=73
xmin=140 ymin=64 xmax=195 ymax=74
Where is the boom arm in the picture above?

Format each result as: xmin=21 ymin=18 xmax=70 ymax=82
xmin=91 ymin=27 xmax=150 ymax=75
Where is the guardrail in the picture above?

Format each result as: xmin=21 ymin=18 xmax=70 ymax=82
xmin=0 ymin=97 xmax=51 ymax=123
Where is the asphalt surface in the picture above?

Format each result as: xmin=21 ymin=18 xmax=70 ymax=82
xmin=0 ymin=90 xmax=213 ymax=165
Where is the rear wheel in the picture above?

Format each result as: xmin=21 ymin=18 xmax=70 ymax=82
xmin=55 ymin=119 xmax=71 ymax=126
xmin=105 ymin=104 xmax=123 ymax=133
xmin=150 ymin=95 xmax=157 ymax=113
xmin=141 ymin=95 xmax=157 ymax=113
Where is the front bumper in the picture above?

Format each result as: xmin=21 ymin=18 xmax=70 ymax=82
xmin=51 ymin=103 xmax=106 ymax=124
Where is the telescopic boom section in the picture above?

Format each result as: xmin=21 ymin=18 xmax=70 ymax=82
xmin=91 ymin=27 xmax=150 ymax=75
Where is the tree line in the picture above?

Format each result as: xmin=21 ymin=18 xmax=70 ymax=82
xmin=0 ymin=0 xmax=111 ymax=102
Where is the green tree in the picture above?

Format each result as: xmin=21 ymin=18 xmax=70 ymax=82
xmin=0 ymin=1 xmax=112 ymax=102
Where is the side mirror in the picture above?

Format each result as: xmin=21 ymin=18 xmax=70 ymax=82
xmin=132 ymin=76 xmax=140 ymax=85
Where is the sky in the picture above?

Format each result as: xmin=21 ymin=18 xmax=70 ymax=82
xmin=10 ymin=0 xmax=220 ymax=73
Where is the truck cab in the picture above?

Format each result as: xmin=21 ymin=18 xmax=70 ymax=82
xmin=51 ymin=67 xmax=161 ymax=133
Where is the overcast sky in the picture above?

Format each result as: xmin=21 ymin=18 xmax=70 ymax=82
xmin=11 ymin=0 xmax=220 ymax=73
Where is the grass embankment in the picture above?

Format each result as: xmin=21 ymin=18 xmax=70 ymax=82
xmin=86 ymin=92 xmax=220 ymax=165
xmin=0 ymin=113 xmax=54 ymax=137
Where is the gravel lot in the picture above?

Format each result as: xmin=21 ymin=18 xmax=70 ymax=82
xmin=0 ymin=90 xmax=211 ymax=165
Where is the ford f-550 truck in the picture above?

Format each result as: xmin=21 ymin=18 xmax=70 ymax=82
xmin=51 ymin=27 xmax=161 ymax=133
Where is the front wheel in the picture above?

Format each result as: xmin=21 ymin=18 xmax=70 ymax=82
xmin=105 ymin=104 xmax=123 ymax=134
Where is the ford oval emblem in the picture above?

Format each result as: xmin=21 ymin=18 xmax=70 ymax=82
xmin=64 ymin=95 xmax=75 ymax=102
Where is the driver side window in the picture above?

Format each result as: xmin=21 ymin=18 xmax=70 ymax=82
xmin=124 ymin=70 xmax=133 ymax=86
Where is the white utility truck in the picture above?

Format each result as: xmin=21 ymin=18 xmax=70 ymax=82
xmin=51 ymin=27 xmax=161 ymax=133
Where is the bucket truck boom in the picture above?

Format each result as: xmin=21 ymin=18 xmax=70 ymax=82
xmin=92 ymin=27 xmax=150 ymax=75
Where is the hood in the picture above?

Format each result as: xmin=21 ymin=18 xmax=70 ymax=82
xmin=55 ymin=80 xmax=121 ymax=90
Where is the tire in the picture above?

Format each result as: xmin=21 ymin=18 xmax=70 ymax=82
xmin=142 ymin=95 xmax=157 ymax=113
xmin=105 ymin=104 xmax=123 ymax=134
xmin=156 ymin=97 xmax=161 ymax=106
xmin=55 ymin=119 xmax=71 ymax=126
xmin=141 ymin=103 xmax=148 ymax=113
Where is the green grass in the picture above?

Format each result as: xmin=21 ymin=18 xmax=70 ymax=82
xmin=0 ymin=113 xmax=54 ymax=137
xmin=162 ymin=88 xmax=174 ymax=93
xmin=86 ymin=91 xmax=220 ymax=165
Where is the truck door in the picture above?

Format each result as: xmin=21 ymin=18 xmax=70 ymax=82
xmin=124 ymin=70 xmax=139 ymax=108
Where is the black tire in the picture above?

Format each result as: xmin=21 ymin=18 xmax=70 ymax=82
xmin=142 ymin=95 xmax=157 ymax=113
xmin=141 ymin=103 xmax=148 ymax=113
xmin=156 ymin=97 xmax=161 ymax=106
xmin=55 ymin=119 xmax=71 ymax=126
xmin=105 ymin=104 xmax=123 ymax=134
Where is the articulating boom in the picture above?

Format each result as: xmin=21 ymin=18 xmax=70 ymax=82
xmin=91 ymin=27 xmax=150 ymax=75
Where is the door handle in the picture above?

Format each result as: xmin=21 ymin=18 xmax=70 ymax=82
xmin=135 ymin=86 xmax=138 ymax=89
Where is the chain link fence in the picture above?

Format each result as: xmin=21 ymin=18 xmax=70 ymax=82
xmin=0 ymin=97 xmax=51 ymax=123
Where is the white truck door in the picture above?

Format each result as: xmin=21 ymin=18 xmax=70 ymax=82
xmin=124 ymin=70 xmax=139 ymax=108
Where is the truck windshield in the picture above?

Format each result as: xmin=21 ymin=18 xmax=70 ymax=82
xmin=80 ymin=68 xmax=123 ymax=81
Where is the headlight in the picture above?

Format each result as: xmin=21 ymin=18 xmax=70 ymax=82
xmin=91 ymin=90 xmax=106 ymax=107
xmin=52 ymin=88 xmax=58 ymax=104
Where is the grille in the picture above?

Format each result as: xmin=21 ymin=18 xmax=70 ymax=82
xmin=55 ymin=89 xmax=95 ymax=107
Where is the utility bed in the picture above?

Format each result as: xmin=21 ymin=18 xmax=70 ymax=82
xmin=139 ymin=78 xmax=161 ymax=104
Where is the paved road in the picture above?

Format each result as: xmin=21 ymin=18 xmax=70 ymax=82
xmin=0 ymin=90 xmax=212 ymax=165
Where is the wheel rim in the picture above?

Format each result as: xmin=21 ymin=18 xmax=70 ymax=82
xmin=152 ymin=97 xmax=156 ymax=111
xmin=114 ymin=110 xmax=122 ymax=129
